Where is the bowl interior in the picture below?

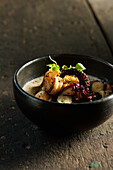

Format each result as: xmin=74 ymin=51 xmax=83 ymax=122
xmin=16 ymin=54 xmax=113 ymax=89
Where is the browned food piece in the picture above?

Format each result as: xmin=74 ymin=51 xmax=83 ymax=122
xmin=50 ymin=77 xmax=63 ymax=95
xmin=74 ymin=91 xmax=82 ymax=101
xmin=61 ymin=85 xmax=76 ymax=96
xmin=91 ymin=81 xmax=113 ymax=98
xmin=35 ymin=90 xmax=52 ymax=101
xmin=43 ymin=70 xmax=60 ymax=92
xmin=91 ymin=81 xmax=104 ymax=93
xmin=63 ymin=75 xmax=79 ymax=84
xmin=104 ymin=82 xmax=112 ymax=91
xmin=104 ymin=82 xmax=112 ymax=97
xmin=62 ymin=75 xmax=80 ymax=88
xmin=43 ymin=71 xmax=80 ymax=95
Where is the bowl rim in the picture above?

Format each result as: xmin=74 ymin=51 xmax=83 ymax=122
xmin=13 ymin=53 xmax=113 ymax=106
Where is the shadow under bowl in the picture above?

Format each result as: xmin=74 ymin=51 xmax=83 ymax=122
xmin=13 ymin=54 xmax=113 ymax=133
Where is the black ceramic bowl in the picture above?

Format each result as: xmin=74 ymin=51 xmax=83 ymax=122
xmin=13 ymin=54 xmax=113 ymax=132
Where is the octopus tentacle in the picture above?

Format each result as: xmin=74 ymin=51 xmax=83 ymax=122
xmin=61 ymin=69 xmax=90 ymax=89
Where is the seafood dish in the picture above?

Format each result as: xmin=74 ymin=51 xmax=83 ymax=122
xmin=23 ymin=56 xmax=113 ymax=104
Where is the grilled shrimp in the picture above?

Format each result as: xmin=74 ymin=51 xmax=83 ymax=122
xmin=43 ymin=70 xmax=60 ymax=92
xmin=50 ymin=76 xmax=63 ymax=95
xmin=43 ymin=70 xmax=63 ymax=95
xmin=43 ymin=70 xmax=80 ymax=95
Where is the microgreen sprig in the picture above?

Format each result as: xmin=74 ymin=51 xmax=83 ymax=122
xmin=47 ymin=56 xmax=86 ymax=72
xmin=62 ymin=63 xmax=86 ymax=71
xmin=46 ymin=56 xmax=60 ymax=71
xmin=75 ymin=63 xmax=86 ymax=71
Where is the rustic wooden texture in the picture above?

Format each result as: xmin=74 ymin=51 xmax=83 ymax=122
xmin=0 ymin=0 xmax=113 ymax=169
xmin=87 ymin=0 xmax=113 ymax=54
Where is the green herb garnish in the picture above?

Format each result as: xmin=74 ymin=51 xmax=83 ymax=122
xmin=47 ymin=56 xmax=86 ymax=72
xmin=89 ymin=161 xmax=100 ymax=170
xmin=75 ymin=63 xmax=86 ymax=71
xmin=62 ymin=63 xmax=86 ymax=71
xmin=61 ymin=65 xmax=69 ymax=70
xmin=42 ymin=86 xmax=45 ymax=90
xmin=61 ymin=99 xmax=65 ymax=103
xmin=46 ymin=56 xmax=60 ymax=71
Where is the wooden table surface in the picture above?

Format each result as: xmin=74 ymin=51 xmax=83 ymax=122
xmin=0 ymin=0 xmax=113 ymax=169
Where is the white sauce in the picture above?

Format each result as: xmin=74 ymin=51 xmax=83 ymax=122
xmin=23 ymin=76 xmax=44 ymax=96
